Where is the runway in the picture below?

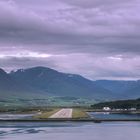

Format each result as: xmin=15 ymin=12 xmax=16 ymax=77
xmin=49 ymin=108 xmax=73 ymax=118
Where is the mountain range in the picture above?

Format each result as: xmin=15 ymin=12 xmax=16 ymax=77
xmin=0 ymin=67 xmax=140 ymax=102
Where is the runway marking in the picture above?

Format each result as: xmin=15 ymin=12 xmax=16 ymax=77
xmin=49 ymin=108 xmax=73 ymax=118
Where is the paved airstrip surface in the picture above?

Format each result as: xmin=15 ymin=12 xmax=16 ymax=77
xmin=49 ymin=108 xmax=73 ymax=118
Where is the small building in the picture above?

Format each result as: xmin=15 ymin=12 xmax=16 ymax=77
xmin=129 ymin=108 xmax=137 ymax=111
xmin=103 ymin=107 xmax=111 ymax=111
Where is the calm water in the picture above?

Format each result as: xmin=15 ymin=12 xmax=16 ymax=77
xmin=88 ymin=112 xmax=140 ymax=119
xmin=0 ymin=113 xmax=35 ymax=120
xmin=0 ymin=122 xmax=140 ymax=140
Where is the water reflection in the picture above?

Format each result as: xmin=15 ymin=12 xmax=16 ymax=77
xmin=0 ymin=113 xmax=35 ymax=120
xmin=0 ymin=122 xmax=140 ymax=140
xmin=88 ymin=112 xmax=140 ymax=119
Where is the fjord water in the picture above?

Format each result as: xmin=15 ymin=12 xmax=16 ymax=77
xmin=0 ymin=122 xmax=140 ymax=140
xmin=88 ymin=112 xmax=140 ymax=119
xmin=0 ymin=113 xmax=35 ymax=120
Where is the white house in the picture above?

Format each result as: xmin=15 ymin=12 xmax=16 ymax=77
xmin=103 ymin=107 xmax=111 ymax=111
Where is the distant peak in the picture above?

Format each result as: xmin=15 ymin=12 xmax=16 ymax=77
xmin=27 ymin=66 xmax=58 ymax=72
xmin=0 ymin=68 xmax=7 ymax=74
xmin=14 ymin=69 xmax=25 ymax=73
xmin=13 ymin=66 xmax=60 ymax=75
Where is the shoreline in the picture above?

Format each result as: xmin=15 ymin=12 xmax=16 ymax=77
xmin=0 ymin=118 xmax=140 ymax=123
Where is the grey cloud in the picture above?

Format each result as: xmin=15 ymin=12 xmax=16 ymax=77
xmin=0 ymin=0 xmax=140 ymax=80
xmin=60 ymin=0 xmax=130 ymax=8
xmin=0 ymin=0 xmax=140 ymax=53
xmin=0 ymin=56 xmax=57 ymax=72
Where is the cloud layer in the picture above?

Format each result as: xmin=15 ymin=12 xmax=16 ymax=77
xmin=0 ymin=0 xmax=140 ymax=80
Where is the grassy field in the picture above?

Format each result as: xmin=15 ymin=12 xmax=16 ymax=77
xmin=72 ymin=109 xmax=89 ymax=118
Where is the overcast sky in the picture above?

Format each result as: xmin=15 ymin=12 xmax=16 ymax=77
xmin=0 ymin=0 xmax=140 ymax=80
